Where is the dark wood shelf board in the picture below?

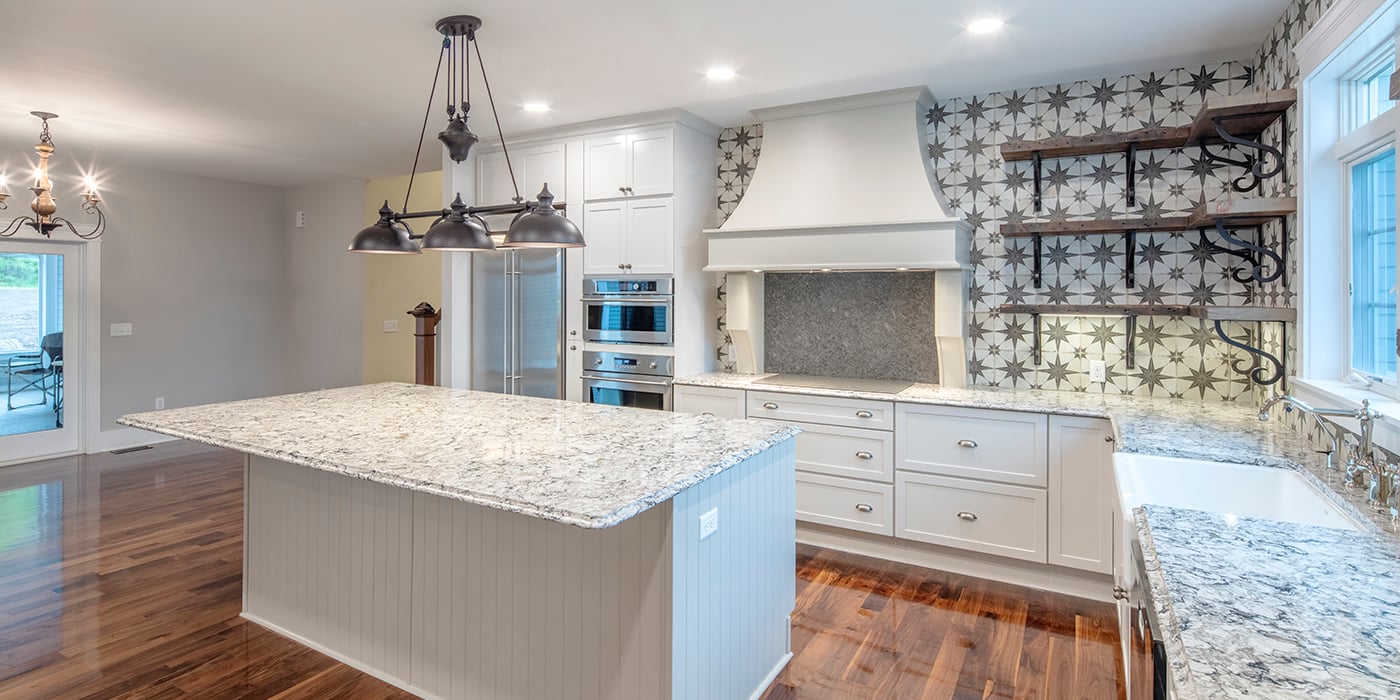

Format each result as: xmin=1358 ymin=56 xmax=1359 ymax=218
xmin=1184 ymin=89 xmax=1298 ymax=143
xmin=1000 ymin=127 xmax=1190 ymax=162
xmin=1186 ymin=197 xmax=1296 ymax=227
xmin=1001 ymin=218 xmax=1193 ymax=237
xmin=999 ymin=304 xmax=1296 ymax=323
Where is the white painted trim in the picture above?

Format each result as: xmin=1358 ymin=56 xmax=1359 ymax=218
xmin=474 ymin=108 xmax=722 ymax=150
xmin=747 ymin=652 xmax=793 ymax=700
xmin=1297 ymin=0 xmax=1395 ymax=76
xmin=797 ymin=523 xmax=1114 ymax=603
xmin=242 ymin=612 xmax=442 ymax=700
xmin=750 ymin=86 xmax=934 ymax=121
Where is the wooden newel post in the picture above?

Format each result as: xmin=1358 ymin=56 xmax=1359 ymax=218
xmin=407 ymin=302 xmax=442 ymax=386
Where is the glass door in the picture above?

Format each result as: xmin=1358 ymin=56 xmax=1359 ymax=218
xmin=0 ymin=240 xmax=79 ymax=463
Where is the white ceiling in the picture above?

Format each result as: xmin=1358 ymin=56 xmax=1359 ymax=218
xmin=0 ymin=0 xmax=1290 ymax=188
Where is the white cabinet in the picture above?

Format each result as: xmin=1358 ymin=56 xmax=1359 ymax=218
xmin=1049 ymin=415 xmax=1116 ymax=574
xmin=582 ymin=199 xmax=674 ymax=275
xmin=796 ymin=472 xmax=894 ymax=535
xmin=475 ymin=142 xmax=568 ymax=230
xmin=895 ymin=405 xmax=1048 ymax=487
xmin=583 ymin=129 xmax=674 ymax=201
xmin=673 ymin=385 xmax=745 ymax=418
xmin=896 ymin=472 xmax=1048 ymax=563
xmin=748 ymin=391 xmax=894 ymax=430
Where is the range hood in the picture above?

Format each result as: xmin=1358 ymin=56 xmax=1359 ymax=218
xmin=704 ymin=86 xmax=971 ymax=272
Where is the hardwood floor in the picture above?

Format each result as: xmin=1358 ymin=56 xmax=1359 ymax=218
xmin=0 ymin=442 xmax=1123 ymax=699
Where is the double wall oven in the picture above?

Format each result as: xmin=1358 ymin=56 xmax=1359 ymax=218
xmin=581 ymin=276 xmax=674 ymax=411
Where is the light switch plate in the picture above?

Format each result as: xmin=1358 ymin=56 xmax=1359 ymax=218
xmin=699 ymin=508 xmax=719 ymax=541
xmin=110 ymin=322 xmax=133 ymax=337
xmin=382 ymin=320 xmax=399 ymax=333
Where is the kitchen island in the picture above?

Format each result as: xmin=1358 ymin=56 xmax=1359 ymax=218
xmin=119 ymin=383 xmax=800 ymax=700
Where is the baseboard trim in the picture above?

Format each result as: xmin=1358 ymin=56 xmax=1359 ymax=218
xmin=798 ymin=523 xmax=1114 ymax=603
xmin=241 ymin=612 xmax=440 ymax=700
xmin=87 ymin=426 xmax=176 ymax=454
xmin=749 ymin=651 xmax=793 ymax=700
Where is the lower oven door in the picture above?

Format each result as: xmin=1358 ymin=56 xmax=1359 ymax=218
xmin=582 ymin=373 xmax=673 ymax=411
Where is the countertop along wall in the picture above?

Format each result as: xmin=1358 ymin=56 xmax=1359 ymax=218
xmin=715 ymin=52 xmax=1300 ymax=400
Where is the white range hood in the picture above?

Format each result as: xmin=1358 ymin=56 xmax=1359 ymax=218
xmin=704 ymin=86 xmax=970 ymax=272
xmin=706 ymin=87 xmax=971 ymax=387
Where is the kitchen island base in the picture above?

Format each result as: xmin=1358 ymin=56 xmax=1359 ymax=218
xmin=241 ymin=441 xmax=795 ymax=700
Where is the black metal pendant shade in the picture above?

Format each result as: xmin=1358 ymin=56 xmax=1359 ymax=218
xmin=502 ymin=185 xmax=585 ymax=248
xmin=349 ymin=202 xmax=422 ymax=254
xmin=438 ymin=116 xmax=479 ymax=164
xmin=422 ymin=195 xmax=495 ymax=251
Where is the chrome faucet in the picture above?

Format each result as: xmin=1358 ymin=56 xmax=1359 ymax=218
xmin=1259 ymin=395 xmax=1392 ymax=512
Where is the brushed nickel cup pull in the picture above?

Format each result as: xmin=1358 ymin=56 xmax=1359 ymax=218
xmin=701 ymin=412 xmax=716 ymax=417
xmin=957 ymin=439 xmax=978 ymax=448
xmin=956 ymin=511 xmax=978 ymax=521
xmin=762 ymin=402 xmax=779 ymax=410
xmin=855 ymin=410 xmax=874 ymax=418
xmin=855 ymin=451 xmax=873 ymax=460
xmin=855 ymin=503 xmax=874 ymax=513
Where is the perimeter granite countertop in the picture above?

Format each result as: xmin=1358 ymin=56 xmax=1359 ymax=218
xmin=119 ymin=382 xmax=799 ymax=529
xmin=678 ymin=371 xmax=1400 ymax=698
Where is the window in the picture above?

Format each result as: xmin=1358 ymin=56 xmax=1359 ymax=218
xmin=1349 ymin=54 xmax=1396 ymax=129
xmin=1350 ymin=148 xmax=1398 ymax=382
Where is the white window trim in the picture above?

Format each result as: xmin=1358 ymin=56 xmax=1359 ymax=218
xmin=1298 ymin=0 xmax=1400 ymax=419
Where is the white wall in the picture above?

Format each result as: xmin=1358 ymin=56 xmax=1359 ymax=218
xmin=99 ymin=166 xmax=288 ymax=428
xmin=282 ymin=179 xmax=366 ymax=392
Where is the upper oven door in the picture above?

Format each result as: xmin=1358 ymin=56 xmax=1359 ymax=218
xmin=583 ymin=297 xmax=673 ymax=344
xmin=583 ymin=374 xmax=672 ymax=411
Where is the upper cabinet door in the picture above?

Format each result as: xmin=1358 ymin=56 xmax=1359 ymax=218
xmin=625 ymin=198 xmax=674 ymax=275
xmin=626 ymin=129 xmax=674 ymax=198
xmin=582 ymin=201 xmax=628 ymax=276
xmin=477 ymin=142 xmax=568 ymax=231
xmin=475 ymin=151 xmax=519 ymax=208
xmin=583 ymin=134 xmax=628 ymax=201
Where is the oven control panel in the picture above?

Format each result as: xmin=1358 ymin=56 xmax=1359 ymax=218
xmin=584 ymin=276 xmax=675 ymax=296
xmin=582 ymin=350 xmax=673 ymax=378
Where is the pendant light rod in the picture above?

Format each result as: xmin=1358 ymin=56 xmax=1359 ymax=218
xmin=473 ymin=36 xmax=522 ymax=204
xmin=402 ymin=38 xmax=450 ymax=214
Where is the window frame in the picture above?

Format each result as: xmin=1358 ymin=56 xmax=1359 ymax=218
xmin=1340 ymin=139 xmax=1398 ymax=386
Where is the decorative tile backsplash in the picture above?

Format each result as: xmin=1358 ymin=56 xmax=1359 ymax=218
xmin=714 ymin=0 xmax=1320 ymax=401
xmin=764 ymin=272 xmax=939 ymax=383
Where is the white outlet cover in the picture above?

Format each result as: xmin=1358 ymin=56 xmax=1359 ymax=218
xmin=699 ymin=508 xmax=719 ymax=541
xmin=1089 ymin=359 xmax=1107 ymax=383
xmin=154 ymin=397 xmax=165 ymax=409
xmin=110 ymin=322 xmax=133 ymax=337
xmin=382 ymin=319 xmax=399 ymax=333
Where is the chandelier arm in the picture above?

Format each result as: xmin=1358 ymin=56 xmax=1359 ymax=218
xmin=403 ymin=40 xmax=451 ymax=214
xmin=472 ymin=37 xmax=522 ymax=204
xmin=0 ymin=216 xmax=34 ymax=237
xmin=53 ymin=204 xmax=106 ymax=240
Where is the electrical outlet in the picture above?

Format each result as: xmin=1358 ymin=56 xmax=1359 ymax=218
xmin=154 ymin=397 xmax=165 ymax=410
xmin=295 ymin=210 xmax=307 ymax=228
xmin=382 ymin=320 xmax=399 ymax=333
xmin=699 ymin=508 xmax=719 ymax=541
xmin=110 ymin=322 xmax=132 ymax=337
xmin=1089 ymin=360 xmax=1107 ymax=383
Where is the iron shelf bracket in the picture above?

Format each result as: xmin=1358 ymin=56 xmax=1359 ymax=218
xmin=1196 ymin=112 xmax=1287 ymax=194
xmin=1125 ymin=314 xmax=1138 ymax=370
xmin=1124 ymin=230 xmax=1137 ymax=289
xmin=1031 ymin=232 xmax=1043 ymax=288
xmin=1199 ymin=220 xmax=1285 ymax=285
xmin=1031 ymin=312 xmax=1042 ymax=365
xmin=1125 ymin=142 xmax=1138 ymax=207
xmin=1031 ymin=150 xmax=1043 ymax=213
xmin=1213 ymin=319 xmax=1287 ymax=386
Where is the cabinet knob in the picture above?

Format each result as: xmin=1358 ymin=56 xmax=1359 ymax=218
xmin=618 ymin=186 xmax=627 ymax=193
xmin=855 ymin=410 xmax=874 ymax=419
xmin=624 ymin=263 xmax=633 ymax=270
xmin=957 ymin=439 xmax=978 ymax=449
xmin=625 ymin=186 xmax=634 ymax=194
xmin=855 ymin=451 xmax=873 ymax=460
xmin=762 ymin=402 xmax=779 ymax=410
xmin=956 ymin=511 xmax=978 ymax=522
xmin=617 ymin=263 xmax=626 ymax=270
xmin=570 ymin=330 xmax=578 ymax=336
xmin=701 ymin=412 xmax=716 ymax=417
xmin=1104 ymin=435 xmax=1116 ymax=443
xmin=1113 ymin=585 xmax=1129 ymax=600
xmin=855 ymin=503 xmax=874 ymax=513
xmin=569 ymin=344 xmax=577 ymax=351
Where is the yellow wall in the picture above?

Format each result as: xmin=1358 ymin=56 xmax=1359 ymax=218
xmin=362 ymin=171 xmax=443 ymax=384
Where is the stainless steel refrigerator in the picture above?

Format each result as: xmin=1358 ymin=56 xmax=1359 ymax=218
xmin=470 ymin=249 xmax=565 ymax=399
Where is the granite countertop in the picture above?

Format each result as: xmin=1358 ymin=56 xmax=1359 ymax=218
xmin=678 ymin=371 xmax=1400 ymax=698
xmin=119 ymin=382 xmax=799 ymax=529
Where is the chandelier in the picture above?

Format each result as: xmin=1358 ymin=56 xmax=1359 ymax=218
xmin=349 ymin=15 xmax=584 ymax=254
xmin=0 ymin=111 xmax=106 ymax=240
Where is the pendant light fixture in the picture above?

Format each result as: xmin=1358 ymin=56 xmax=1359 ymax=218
xmin=0 ymin=112 xmax=106 ymax=240
xmin=349 ymin=14 xmax=585 ymax=254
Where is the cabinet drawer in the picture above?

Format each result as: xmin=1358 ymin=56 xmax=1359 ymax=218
xmin=757 ymin=419 xmax=893 ymax=482
xmin=896 ymin=404 xmax=1048 ymax=486
xmin=895 ymin=472 xmax=1047 ymax=563
xmin=748 ymin=391 xmax=893 ymax=430
xmin=796 ymin=473 xmax=893 ymax=536
xmin=673 ymin=386 xmax=745 ymax=419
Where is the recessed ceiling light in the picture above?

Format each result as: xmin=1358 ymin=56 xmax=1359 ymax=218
xmin=967 ymin=17 xmax=1004 ymax=34
xmin=523 ymin=102 xmax=550 ymax=113
xmin=706 ymin=66 xmax=736 ymax=81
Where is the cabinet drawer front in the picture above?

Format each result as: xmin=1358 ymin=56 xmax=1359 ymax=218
xmin=748 ymin=391 xmax=893 ymax=430
xmin=895 ymin=404 xmax=1048 ymax=486
xmin=895 ymin=473 xmax=1047 ymax=563
xmin=757 ymin=420 xmax=893 ymax=482
xmin=673 ymin=386 xmax=746 ymax=419
xmin=796 ymin=473 xmax=893 ymax=536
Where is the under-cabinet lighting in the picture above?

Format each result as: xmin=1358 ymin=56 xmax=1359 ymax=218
xmin=967 ymin=17 xmax=1005 ymax=34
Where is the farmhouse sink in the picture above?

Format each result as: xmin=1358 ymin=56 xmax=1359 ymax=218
xmin=1113 ymin=453 xmax=1365 ymax=531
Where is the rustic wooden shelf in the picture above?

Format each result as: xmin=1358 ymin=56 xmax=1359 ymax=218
xmin=1187 ymin=196 xmax=1296 ymax=228
xmin=998 ymin=303 xmax=1294 ymax=385
xmin=1183 ymin=89 xmax=1298 ymax=143
xmin=1000 ymin=127 xmax=1190 ymax=162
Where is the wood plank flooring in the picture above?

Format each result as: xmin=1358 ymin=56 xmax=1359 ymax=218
xmin=0 ymin=442 xmax=1123 ymax=699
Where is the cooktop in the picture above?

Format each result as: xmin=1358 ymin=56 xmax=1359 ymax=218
xmin=752 ymin=374 xmax=914 ymax=395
